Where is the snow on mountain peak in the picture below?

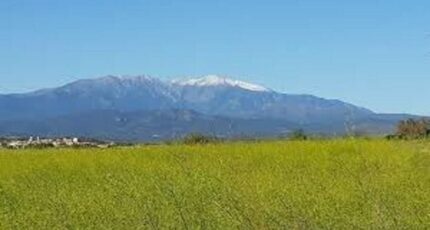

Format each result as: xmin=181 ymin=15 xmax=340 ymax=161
xmin=97 ymin=75 xmax=156 ymax=83
xmin=172 ymin=75 xmax=270 ymax=92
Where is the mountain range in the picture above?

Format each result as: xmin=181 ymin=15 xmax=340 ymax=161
xmin=0 ymin=75 xmax=418 ymax=141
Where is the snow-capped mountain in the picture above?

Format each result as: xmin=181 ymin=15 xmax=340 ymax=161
xmin=0 ymin=74 xmax=417 ymax=140
xmin=0 ymin=74 xmax=371 ymax=121
xmin=172 ymin=75 xmax=373 ymax=121
xmin=172 ymin=75 xmax=270 ymax=92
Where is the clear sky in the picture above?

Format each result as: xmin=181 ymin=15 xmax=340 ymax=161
xmin=0 ymin=0 xmax=429 ymax=115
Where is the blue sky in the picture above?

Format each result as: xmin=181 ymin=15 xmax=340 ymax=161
xmin=0 ymin=0 xmax=429 ymax=115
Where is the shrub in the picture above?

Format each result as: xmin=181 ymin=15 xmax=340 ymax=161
xmin=28 ymin=143 xmax=55 ymax=149
xmin=182 ymin=133 xmax=219 ymax=145
xmin=395 ymin=118 xmax=430 ymax=139
xmin=289 ymin=129 xmax=308 ymax=140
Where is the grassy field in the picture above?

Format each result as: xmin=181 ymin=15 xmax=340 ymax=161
xmin=0 ymin=140 xmax=429 ymax=229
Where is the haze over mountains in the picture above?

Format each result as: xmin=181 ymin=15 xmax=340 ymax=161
xmin=0 ymin=75 xmax=417 ymax=141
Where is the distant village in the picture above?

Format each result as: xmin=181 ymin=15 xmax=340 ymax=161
xmin=0 ymin=136 xmax=115 ymax=149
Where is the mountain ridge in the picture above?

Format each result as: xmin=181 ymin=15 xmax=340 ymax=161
xmin=0 ymin=74 xmax=419 ymax=140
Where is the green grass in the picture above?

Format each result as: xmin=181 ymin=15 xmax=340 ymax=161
xmin=0 ymin=140 xmax=429 ymax=229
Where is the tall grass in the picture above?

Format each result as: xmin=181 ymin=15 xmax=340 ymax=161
xmin=0 ymin=140 xmax=428 ymax=229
